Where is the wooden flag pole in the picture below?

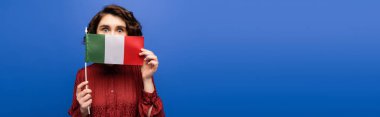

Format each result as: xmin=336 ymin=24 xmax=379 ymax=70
xmin=85 ymin=27 xmax=91 ymax=115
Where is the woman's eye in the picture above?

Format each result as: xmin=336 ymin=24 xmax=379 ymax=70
xmin=103 ymin=29 xmax=109 ymax=32
xmin=117 ymin=29 xmax=124 ymax=33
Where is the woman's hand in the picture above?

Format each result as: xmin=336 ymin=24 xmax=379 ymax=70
xmin=139 ymin=48 xmax=159 ymax=93
xmin=76 ymin=81 xmax=92 ymax=116
xmin=139 ymin=48 xmax=159 ymax=80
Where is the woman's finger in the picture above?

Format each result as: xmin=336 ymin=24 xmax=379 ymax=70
xmin=81 ymin=99 xmax=92 ymax=108
xmin=148 ymin=60 xmax=158 ymax=66
xmin=80 ymin=94 xmax=92 ymax=102
xmin=76 ymin=81 xmax=88 ymax=94
xmin=139 ymin=51 xmax=153 ymax=56
xmin=144 ymin=54 xmax=157 ymax=61
xmin=139 ymin=48 xmax=154 ymax=55
xmin=78 ymin=89 xmax=92 ymax=99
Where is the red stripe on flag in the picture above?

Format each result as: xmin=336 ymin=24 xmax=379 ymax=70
xmin=124 ymin=36 xmax=144 ymax=65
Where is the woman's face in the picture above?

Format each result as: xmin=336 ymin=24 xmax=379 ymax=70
xmin=96 ymin=14 xmax=127 ymax=36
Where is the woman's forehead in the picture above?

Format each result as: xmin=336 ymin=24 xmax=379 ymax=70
xmin=98 ymin=14 xmax=126 ymax=27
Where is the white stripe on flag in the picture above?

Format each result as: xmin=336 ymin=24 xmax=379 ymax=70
xmin=104 ymin=35 xmax=125 ymax=64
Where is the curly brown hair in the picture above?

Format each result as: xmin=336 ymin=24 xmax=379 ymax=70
xmin=84 ymin=5 xmax=143 ymax=43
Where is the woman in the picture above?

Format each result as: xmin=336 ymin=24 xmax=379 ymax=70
xmin=68 ymin=5 xmax=165 ymax=117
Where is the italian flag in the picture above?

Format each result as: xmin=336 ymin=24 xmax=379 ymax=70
xmin=85 ymin=34 xmax=144 ymax=65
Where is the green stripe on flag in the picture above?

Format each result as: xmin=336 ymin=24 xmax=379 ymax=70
xmin=86 ymin=34 xmax=105 ymax=63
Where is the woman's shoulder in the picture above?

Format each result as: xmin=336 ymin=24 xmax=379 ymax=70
xmin=78 ymin=63 xmax=102 ymax=71
xmin=75 ymin=63 xmax=101 ymax=77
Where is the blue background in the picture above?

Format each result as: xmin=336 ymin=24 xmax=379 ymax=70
xmin=0 ymin=0 xmax=379 ymax=116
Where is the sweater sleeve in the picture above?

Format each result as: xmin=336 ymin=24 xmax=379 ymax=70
xmin=68 ymin=69 xmax=85 ymax=117
xmin=138 ymin=77 xmax=165 ymax=117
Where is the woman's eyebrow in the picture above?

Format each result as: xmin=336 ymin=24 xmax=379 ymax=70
xmin=98 ymin=25 xmax=110 ymax=28
xmin=116 ymin=26 xmax=126 ymax=29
